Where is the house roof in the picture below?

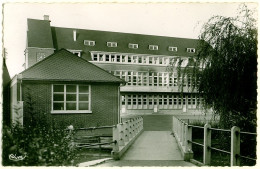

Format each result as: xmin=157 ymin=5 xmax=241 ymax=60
xmin=27 ymin=18 xmax=199 ymax=57
xmin=20 ymin=49 xmax=124 ymax=83
xmin=51 ymin=27 xmax=199 ymax=57
xmin=27 ymin=19 xmax=54 ymax=48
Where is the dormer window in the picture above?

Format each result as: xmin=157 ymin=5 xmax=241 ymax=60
xmin=84 ymin=40 xmax=95 ymax=46
xmin=149 ymin=45 xmax=158 ymax=50
xmin=168 ymin=46 xmax=178 ymax=52
xmin=129 ymin=43 xmax=138 ymax=49
xmin=107 ymin=42 xmax=117 ymax=47
xmin=68 ymin=49 xmax=82 ymax=57
xmin=187 ymin=48 xmax=196 ymax=53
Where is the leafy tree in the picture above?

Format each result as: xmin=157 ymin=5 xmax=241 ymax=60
xmin=169 ymin=4 xmax=257 ymax=132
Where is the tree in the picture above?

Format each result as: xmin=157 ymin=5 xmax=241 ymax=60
xmin=170 ymin=4 xmax=257 ymax=132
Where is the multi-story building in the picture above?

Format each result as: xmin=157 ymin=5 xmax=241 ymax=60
xmin=25 ymin=15 xmax=205 ymax=116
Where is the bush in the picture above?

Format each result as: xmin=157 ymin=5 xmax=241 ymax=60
xmin=2 ymin=123 xmax=76 ymax=166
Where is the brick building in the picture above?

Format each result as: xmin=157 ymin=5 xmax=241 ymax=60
xmin=10 ymin=49 xmax=123 ymax=127
xmin=22 ymin=15 xmax=207 ymax=118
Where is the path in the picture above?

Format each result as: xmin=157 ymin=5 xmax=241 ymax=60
xmin=95 ymin=115 xmax=196 ymax=166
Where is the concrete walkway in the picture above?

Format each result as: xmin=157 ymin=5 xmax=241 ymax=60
xmin=95 ymin=131 xmax=196 ymax=166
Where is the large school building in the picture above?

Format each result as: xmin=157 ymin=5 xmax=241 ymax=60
xmin=25 ymin=15 xmax=205 ymax=116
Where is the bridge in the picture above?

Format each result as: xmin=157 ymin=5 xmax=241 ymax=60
xmin=75 ymin=115 xmax=256 ymax=167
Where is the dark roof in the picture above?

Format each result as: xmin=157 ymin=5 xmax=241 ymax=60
xmin=27 ymin=19 xmax=54 ymax=48
xmin=52 ymin=27 xmax=199 ymax=57
xmin=20 ymin=49 xmax=124 ymax=83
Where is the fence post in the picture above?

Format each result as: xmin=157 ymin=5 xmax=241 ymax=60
xmin=203 ymin=123 xmax=211 ymax=165
xmin=187 ymin=125 xmax=192 ymax=151
xmin=118 ymin=123 xmax=125 ymax=146
xmin=112 ymin=125 xmax=119 ymax=152
xmin=231 ymin=126 xmax=240 ymax=166
xmin=181 ymin=121 xmax=185 ymax=146
xmin=123 ymin=122 xmax=129 ymax=142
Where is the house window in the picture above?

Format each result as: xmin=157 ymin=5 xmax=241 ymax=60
xmin=159 ymin=95 xmax=163 ymax=105
xmin=143 ymin=95 xmax=147 ymax=105
xmin=107 ymin=42 xmax=117 ymax=47
xmin=122 ymin=95 xmax=125 ymax=105
xmin=164 ymin=95 xmax=168 ymax=105
xmin=68 ymin=50 xmax=81 ymax=57
xmin=133 ymin=95 xmax=137 ymax=105
xmin=168 ymin=46 xmax=178 ymax=52
xmin=92 ymin=54 xmax=98 ymax=61
xmin=129 ymin=43 xmax=138 ymax=49
xmin=149 ymin=45 xmax=158 ymax=50
xmin=187 ymin=48 xmax=196 ymax=53
xmin=84 ymin=40 xmax=95 ymax=46
xmin=36 ymin=52 xmax=46 ymax=62
xmin=149 ymin=95 xmax=153 ymax=105
xmin=52 ymin=84 xmax=90 ymax=113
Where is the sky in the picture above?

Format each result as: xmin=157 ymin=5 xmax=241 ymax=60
xmin=2 ymin=2 xmax=258 ymax=78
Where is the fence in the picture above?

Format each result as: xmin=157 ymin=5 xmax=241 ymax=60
xmin=172 ymin=116 xmax=256 ymax=166
xmin=112 ymin=116 xmax=143 ymax=160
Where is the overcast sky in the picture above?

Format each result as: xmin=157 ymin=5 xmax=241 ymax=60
xmin=2 ymin=2 xmax=258 ymax=77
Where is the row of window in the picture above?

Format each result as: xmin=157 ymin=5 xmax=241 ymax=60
xmin=122 ymin=94 xmax=203 ymax=110
xmin=52 ymin=84 xmax=91 ymax=113
xmin=84 ymin=40 xmax=196 ymax=53
xmin=91 ymin=52 xmax=189 ymax=66
xmin=111 ymin=70 xmax=197 ymax=87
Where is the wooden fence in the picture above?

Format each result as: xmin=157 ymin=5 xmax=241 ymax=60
xmin=172 ymin=116 xmax=256 ymax=166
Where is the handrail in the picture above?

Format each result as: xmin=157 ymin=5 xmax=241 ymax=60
xmin=209 ymin=127 xmax=231 ymax=132
xmin=75 ymin=125 xmax=115 ymax=131
xmin=76 ymin=141 xmax=116 ymax=148
xmin=240 ymin=131 xmax=257 ymax=135
xmin=209 ymin=146 xmax=231 ymax=154
xmin=187 ymin=124 xmax=204 ymax=129
xmin=188 ymin=140 xmax=204 ymax=147
xmin=237 ymin=154 xmax=257 ymax=161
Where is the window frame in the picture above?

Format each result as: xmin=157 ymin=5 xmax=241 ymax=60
xmin=128 ymin=43 xmax=139 ymax=49
xmin=84 ymin=40 xmax=96 ymax=46
xmin=168 ymin=46 xmax=178 ymax=52
xmin=149 ymin=45 xmax=159 ymax=50
xmin=51 ymin=84 xmax=91 ymax=114
xmin=187 ymin=48 xmax=196 ymax=53
xmin=107 ymin=42 xmax=118 ymax=47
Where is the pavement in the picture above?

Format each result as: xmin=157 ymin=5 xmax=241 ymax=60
xmin=94 ymin=131 xmax=196 ymax=167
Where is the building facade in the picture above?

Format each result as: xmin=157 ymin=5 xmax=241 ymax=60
xmin=10 ymin=49 xmax=123 ymax=127
xmin=25 ymin=15 xmax=205 ymax=116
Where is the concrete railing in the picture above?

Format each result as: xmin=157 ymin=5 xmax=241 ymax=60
xmin=172 ymin=116 xmax=256 ymax=166
xmin=112 ymin=116 xmax=143 ymax=160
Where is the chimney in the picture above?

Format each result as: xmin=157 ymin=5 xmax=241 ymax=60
xmin=73 ymin=30 xmax=77 ymax=41
xmin=43 ymin=15 xmax=49 ymax=21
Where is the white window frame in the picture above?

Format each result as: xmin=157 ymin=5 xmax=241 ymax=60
xmin=187 ymin=48 xmax=196 ymax=53
xmin=107 ymin=42 xmax=118 ymax=47
xmin=84 ymin=40 xmax=95 ymax=46
xmin=128 ymin=43 xmax=139 ymax=49
xmin=68 ymin=49 xmax=82 ymax=57
xmin=168 ymin=46 xmax=178 ymax=52
xmin=149 ymin=45 xmax=159 ymax=50
xmin=51 ymin=84 xmax=91 ymax=114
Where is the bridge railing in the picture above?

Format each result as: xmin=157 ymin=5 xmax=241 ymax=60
xmin=172 ymin=116 xmax=256 ymax=166
xmin=112 ymin=116 xmax=143 ymax=160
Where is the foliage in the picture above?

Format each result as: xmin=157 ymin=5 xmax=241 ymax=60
xmin=2 ymin=124 xmax=76 ymax=166
xmin=169 ymin=4 xmax=257 ymax=132
xmin=2 ymin=89 xmax=76 ymax=166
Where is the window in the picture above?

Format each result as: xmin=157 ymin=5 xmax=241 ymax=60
xmin=158 ymin=73 xmax=163 ymax=86
xmin=149 ymin=95 xmax=153 ymax=105
xmin=168 ymin=46 xmax=178 ymax=52
xmin=107 ymin=42 xmax=117 ymax=47
xmin=173 ymin=96 xmax=177 ymax=105
xmin=154 ymin=72 xmax=158 ymax=86
xmin=133 ymin=95 xmax=137 ymax=105
xmin=68 ymin=50 xmax=81 ymax=57
xmin=128 ymin=95 xmax=132 ymax=105
xmin=159 ymin=95 xmax=163 ymax=105
xmin=153 ymin=96 xmax=157 ymax=105
xmin=84 ymin=40 xmax=95 ymax=46
xmin=188 ymin=95 xmax=192 ymax=105
xmin=132 ymin=72 xmax=137 ymax=86
xmin=92 ymin=54 xmax=98 ymax=61
xmin=149 ymin=72 xmax=153 ymax=86
xmin=143 ymin=95 xmax=147 ymax=105
xmin=122 ymin=95 xmax=125 ymax=105
xmin=169 ymin=97 xmax=173 ymax=105
xmin=149 ymin=45 xmax=158 ymax=50
xmin=129 ymin=43 xmax=138 ymax=49
xmin=138 ymin=95 xmax=142 ymax=105
xmin=164 ymin=95 xmax=168 ymax=105
xmin=105 ymin=54 xmax=110 ymax=62
xmin=143 ymin=72 xmax=147 ymax=86
xmin=187 ymin=48 xmax=196 ymax=53
xmin=36 ymin=52 xmax=46 ymax=62
xmin=192 ymin=96 xmax=196 ymax=105
xmin=52 ymin=84 xmax=90 ymax=113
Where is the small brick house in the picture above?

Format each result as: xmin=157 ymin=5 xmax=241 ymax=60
xmin=10 ymin=49 xmax=124 ymax=128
